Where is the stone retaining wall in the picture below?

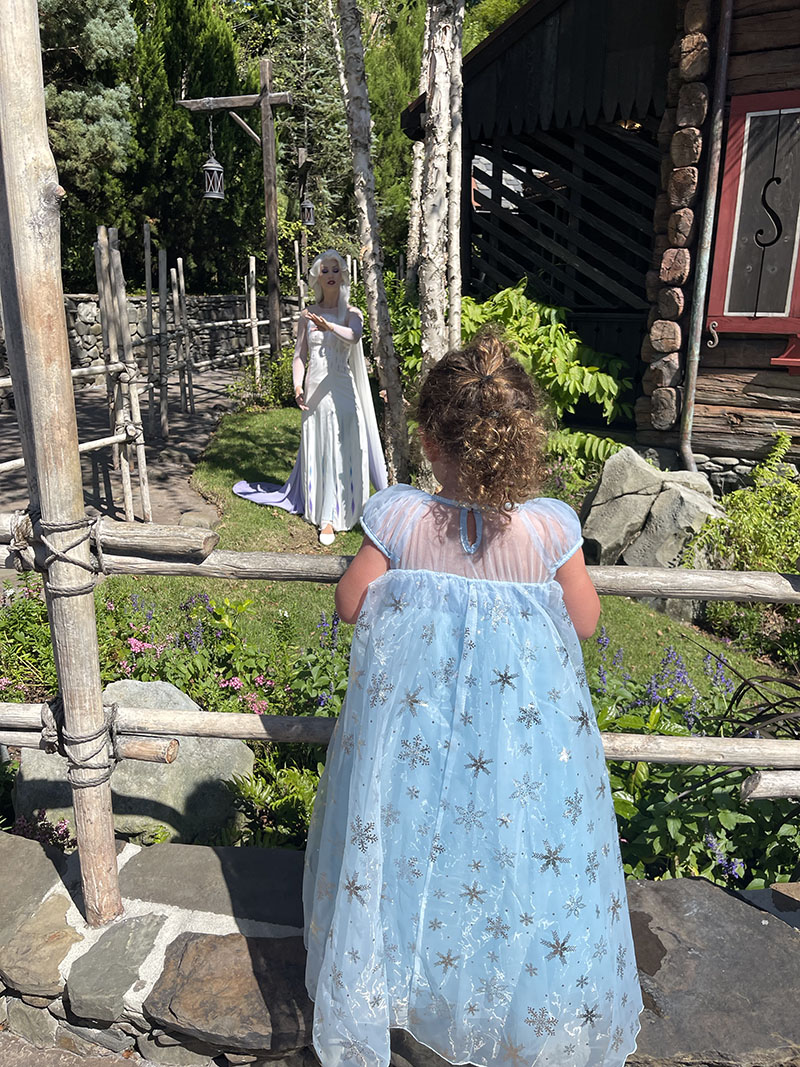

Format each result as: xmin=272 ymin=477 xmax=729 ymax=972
xmin=0 ymin=295 xmax=296 ymax=414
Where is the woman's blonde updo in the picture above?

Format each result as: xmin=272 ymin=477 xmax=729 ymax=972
xmin=417 ymin=329 xmax=551 ymax=512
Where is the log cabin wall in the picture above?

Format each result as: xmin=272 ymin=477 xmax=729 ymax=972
xmin=636 ymin=0 xmax=800 ymax=482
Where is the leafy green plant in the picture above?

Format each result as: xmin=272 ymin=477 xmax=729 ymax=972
xmin=228 ymin=345 xmax=296 ymax=410
xmin=0 ymin=575 xmax=57 ymax=702
xmin=224 ymin=753 xmax=322 ymax=849
xmin=542 ymin=429 xmax=625 ymax=510
xmin=686 ymin=433 xmax=800 ymax=666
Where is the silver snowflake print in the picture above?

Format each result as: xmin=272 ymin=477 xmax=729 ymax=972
xmin=435 ymin=950 xmax=460 ymax=974
xmin=596 ymin=779 xmax=607 ymax=798
xmin=460 ymin=709 xmax=473 ymax=726
xmin=559 ymin=747 xmax=571 ymax=762
xmin=395 ymin=856 xmax=422 ymax=883
xmin=469 ymin=858 xmax=484 ymax=872
xmin=384 ymin=943 xmax=399 ymax=961
xmin=592 ymin=936 xmax=608 ymax=959
xmin=487 ymin=949 xmax=499 ymax=963
xmin=382 ymin=803 xmax=400 ymax=827
xmin=455 ymin=800 xmax=486 ymax=830
xmin=493 ymin=846 xmax=516 ymax=869
xmin=460 ymin=881 xmax=486 ymax=905
xmin=499 ymin=1038 xmax=526 ymax=1066
xmin=556 ymin=644 xmax=570 ymax=667
xmin=524 ymin=963 xmax=538 ymax=977
xmin=491 ymin=666 xmax=519 ymax=692
xmin=341 ymin=1038 xmax=367 ymax=1065
xmin=520 ymin=639 xmax=537 ymax=665
xmin=578 ymin=1002 xmax=599 ymax=1028
xmin=570 ymin=704 xmax=592 ymax=734
xmin=369 ymin=992 xmax=384 ymax=1009
xmin=354 ymin=614 xmax=370 ymax=638
xmin=429 ymin=835 xmax=445 ymax=862
xmin=401 ymin=686 xmax=426 ymax=716
xmin=576 ymin=974 xmax=589 ymax=989
xmin=461 ymin=629 xmax=476 ymax=659
xmin=525 ymin=1006 xmax=558 ymax=1036
xmin=519 ymin=741 xmax=533 ymax=756
xmin=587 ymin=820 xmax=595 ymax=832
xmin=519 ymin=606 xmax=532 ymax=621
xmin=465 ymin=749 xmax=493 ymax=778
xmin=611 ymin=1026 xmax=625 ymax=1052
xmin=586 ymin=850 xmax=599 ymax=883
xmin=605 ymin=989 xmax=615 ymax=1003
xmin=433 ymin=657 xmax=458 ymax=685
xmin=315 ymin=873 xmax=335 ymax=901
xmin=517 ymin=701 xmax=541 ymax=728
xmin=489 ymin=597 xmax=510 ymax=630
xmin=486 ymin=915 xmax=510 ymax=940
xmin=563 ymin=789 xmax=583 ymax=825
xmin=498 ymin=813 xmax=512 ymax=828
xmin=576 ymin=665 xmax=588 ymax=686
xmin=433 ymin=888 xmax=447 ymax=900
xmin=464 ymin=673 xmax=478 ymax=688
xmin=367 ymin=670 xmax=394 ymax=707
xmin=563 ymin=893 xmax=585 ymax=918
xmin=342 ymin=733 xmax=355 ymax=755
xmin=477 ymin=975 xmax=510 ymax=1005
xmin=428 ymin=917 xmax=443 ymax=931
xmin=330 ymin=964 xmax=344 ymax=989
xmin=541 ymin=930 xmax=576 ymax=964
xmin=548 ymin=687 xmax=562 ymax=702
xmin=343 ymin=872 xmax=368 ymax=905
xmin=621 ymin=993 xmax=629 ymax=1007
xmin=350 ymin=815 xmax=378 ymax=853
xmin=346 ymin=948 xmax=360 ymax=964
xmin=602 ymin=842 xmax=610 ymax=856
xmin=399 ymin=734 xmax=431 ymax=769
xmin=533 ymin=840 xmax=567 ymax=875
xmin=466 ymin=1002 xmax=478 ymax=1016
xmin=609 ymin=893 xmax=622 ymax=923
xmin=389 ymin=593 xmax=407 ymax=614
xmin=421 ymin=623 xmax=436 ymax=645
xmin=407 ymin=786 xmax=420 ymax=799
xmin=564 ymin=1045 xmax=576 ymax=1057
xmin=520 ymin=911 xmax=534 ymax=927
xmin=511 ymin=772 xmax=542 ymax=805
xmin=616 ymin=945 xmax=627 ymax=978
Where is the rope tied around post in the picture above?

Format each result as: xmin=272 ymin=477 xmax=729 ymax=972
xmin=9 ymin=510 xmax=34 ymax=573
xmin=37 ymin=515 xmax=108 ymax=598
xmin=40 ymin=697 xmax=121 ymax=786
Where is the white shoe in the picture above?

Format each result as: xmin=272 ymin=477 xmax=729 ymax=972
xmin=319 ymin=528 xmax=335 ymax=546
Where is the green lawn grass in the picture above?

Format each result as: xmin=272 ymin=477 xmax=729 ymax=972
xmin=101 ymin=404 xmax=783 ymax=697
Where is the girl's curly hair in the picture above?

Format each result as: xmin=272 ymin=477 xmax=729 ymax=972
xmin=417 ymin=329 xmax=550 ymax=511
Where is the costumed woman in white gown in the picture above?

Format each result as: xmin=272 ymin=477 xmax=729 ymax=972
xmin=233 ymin=250 xmax=387 ymax=545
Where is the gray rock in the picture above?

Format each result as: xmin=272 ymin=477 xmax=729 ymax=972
xmin=58 ymin=1020 xmax=134 ymax=1053
xmin=136 ymin=1032 xmax=216 ymax=1065
xmin=0 ymin=995 xmax=7 ymax=1027
xmin=628 ymin=877 xmax=800 ymax=1067
xmin=14 ymin=681 xmax=254 ymax=842
xmin=622 ymin=485 xmax=719 ymax=569
xmin=66 ymin=913 xmax=166 ymax=1023
xmin=0 ymin=893 xmax=83 ymax=997
xmin=0 ymin=833 xmax=75 ymax=952
xmin=7 ymin=998 xmax=59 ymax=1047
xmin=21 ymin=993 xmax=54 ymax=1007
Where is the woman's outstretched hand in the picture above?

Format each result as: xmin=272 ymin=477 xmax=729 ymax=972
xmin=305 ymin=310 xmax=334 ymax=332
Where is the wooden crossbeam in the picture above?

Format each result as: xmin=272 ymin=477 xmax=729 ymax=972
xmin=534 ymin=128 xmax=656 ymax=214
xmin=176 ymin=92 xmax=292 ymax=112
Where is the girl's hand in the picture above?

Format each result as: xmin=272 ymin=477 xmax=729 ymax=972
xmin=295 ymin=389 xmax=308 ymax=411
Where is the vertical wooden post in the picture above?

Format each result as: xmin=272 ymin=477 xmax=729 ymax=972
xmin=293 ymin=239 xmax=303 ymax=308
xmin=158 ymin=248 xmax=169 ymax=440
xmin=96 ymin=227 xmax=134 ymax=521
xmin=93 ymin=240 xmax=119 ymax=472
xmin=0 ymin=0 xmax=122 ymax=925
xmin=177 ymin=258 xmax=195 ymax=415
xmin=248 ymin=256 xmax=262 ymax=388
xmin=143 ymin=223 xmax=155 ymax=437
xmin=108 ymin=232 xmax=152 ymax=523
xmin=170 ymin=267 xmax=187 ymax=412
xmin=259 ymin=58 xmax=282 ymax=359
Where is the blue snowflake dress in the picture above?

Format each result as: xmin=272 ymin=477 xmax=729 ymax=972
xmin=303 ymin=485 xmax=641 ymax=1067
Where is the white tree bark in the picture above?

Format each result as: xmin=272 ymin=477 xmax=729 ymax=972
xmin=404 ymin=4 xmax=431 ymax=297
xmin=447 ymin=0 xmax=465 ymax=350
xmin=418 ymin=0 xmax=459 ymax=374
xmin=336 ymin=0 xmax=409 ymax=481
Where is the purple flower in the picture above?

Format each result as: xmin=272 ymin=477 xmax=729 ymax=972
xmin=705 ymin=832 xmax=744 ymax=880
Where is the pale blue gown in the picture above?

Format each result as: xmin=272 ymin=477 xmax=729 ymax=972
xmin=303 ymin=485 xmax=641 ymax=1067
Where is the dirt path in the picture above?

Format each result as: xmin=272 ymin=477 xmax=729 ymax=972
xmin=0 ymin=368 xmax=240 ymax=527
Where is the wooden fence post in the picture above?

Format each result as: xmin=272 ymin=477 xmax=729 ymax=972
xmin=0 ymin=0 xmax=122 ymax=925
xmin=158 ymin=247 xmax=169 ymax=439
xmin=144 ymin=222 xmax=156 ymax=436
xmin=248 ymin=255 xmax=262 ymax=388
xmin=177 ymin=258 xmax=195 ymax=415
xmin=170 ymin=267 xmax=188 ymax=412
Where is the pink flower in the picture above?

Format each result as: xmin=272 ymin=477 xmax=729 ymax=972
xmin=243 ymin=692 xmax=269 ymax=715
xmin=127 ymin=637 xmax=154 ymax=654
xmin=228 ymin=677 xmax=243 ymax=691
xmin=0 ymin=677 xmax=12 ymax=690
xmin=105 ymin=600 xmax=115 ymax=611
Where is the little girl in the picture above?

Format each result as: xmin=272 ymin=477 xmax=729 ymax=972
xmin=303 ymin=332 xmax=641 ymax=1067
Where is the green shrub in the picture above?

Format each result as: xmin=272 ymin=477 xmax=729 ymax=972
xmin=687 ymin=433 xmax=800 ymax=666
xmin=228 ymin=344 xmax=295 ymax=410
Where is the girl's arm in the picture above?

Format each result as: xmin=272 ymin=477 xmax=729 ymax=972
xmin=555 ymin=548 xmax=601 ymax=640
xmin=335 ymin=536 xmax=389 ymax=623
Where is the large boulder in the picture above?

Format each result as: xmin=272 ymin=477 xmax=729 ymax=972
xmin=13 ymin=680 xmax=254 ymax=843
xmin=581 ymin=448 xmax=721 ymax=621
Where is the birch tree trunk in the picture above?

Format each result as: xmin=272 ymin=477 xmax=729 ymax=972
xmin=335 ymin=0 xmax=409 ymax=482
xmin=418 ymin=0 xmax=459 ymax=375
xmin=447 ymin=0 xmax=465 ymax=350
xmin=404 ymin=4 xmax=431 ymax=298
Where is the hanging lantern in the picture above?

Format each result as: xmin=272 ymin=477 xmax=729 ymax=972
xmin=202 ymin=116 xmax=224 ymax=200
xmin=301 ymin=197 xmax=315 ymax=227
